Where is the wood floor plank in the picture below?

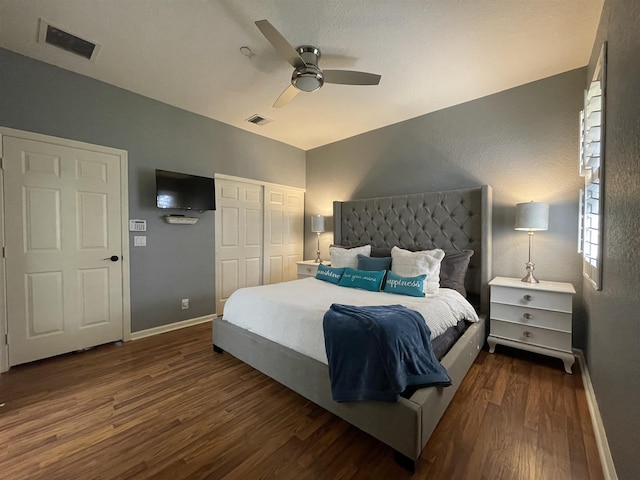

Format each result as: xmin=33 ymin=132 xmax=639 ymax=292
xmin=0 ymin=323 xmax=604 ymax=479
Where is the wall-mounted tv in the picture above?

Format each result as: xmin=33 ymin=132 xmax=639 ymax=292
xmin=156 ymin=169 xmax=215 ymax=211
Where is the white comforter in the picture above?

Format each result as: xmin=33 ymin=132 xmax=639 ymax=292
xmin=221 ymin=277 xmax=479 ymax=365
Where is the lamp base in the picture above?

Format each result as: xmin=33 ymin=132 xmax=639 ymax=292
xmin=521 ymin=272 xmax=540 ymax=283
xmin=521 ymin=260 xmax=539 ymax=283
xmin=314 ymin=232 xmax=322 ymax=263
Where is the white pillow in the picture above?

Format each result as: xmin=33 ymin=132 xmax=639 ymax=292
xmin=390 ymin=246 xmax=445 ymax=294
xmin=329 ymin=245 xmax=371 ymax=269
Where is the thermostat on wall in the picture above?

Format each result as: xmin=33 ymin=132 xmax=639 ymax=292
xmin=129 ymin=219 xmax=147 ymax=232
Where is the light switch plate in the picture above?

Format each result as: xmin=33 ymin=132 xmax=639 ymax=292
xmin=134 ymin=235 xmax=147 ymax=247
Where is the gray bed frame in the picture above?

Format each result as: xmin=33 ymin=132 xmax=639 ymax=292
xmin=213 ymin=185 xmax=492 ymax=470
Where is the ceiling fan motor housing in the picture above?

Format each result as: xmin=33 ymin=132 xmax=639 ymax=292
xmin=292 ymin=45 xmax=323 ymax=92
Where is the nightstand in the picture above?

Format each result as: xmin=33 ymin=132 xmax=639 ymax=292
xmin=487 ymin=276 xmax=576 ymax=373
xmin=296 ymin=260 xmax=330 ymax=279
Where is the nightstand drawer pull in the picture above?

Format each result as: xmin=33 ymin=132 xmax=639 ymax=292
xmin=523 ymin=313 xmax=533 ymax=320
xmin=523 ymin=294 xmax=533 ymax=301
xmin=523 ymin=331 xmax=532 ymax=338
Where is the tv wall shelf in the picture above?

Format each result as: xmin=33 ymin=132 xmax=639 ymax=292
xmin=164 ymin=215 xmax=199 ymax=225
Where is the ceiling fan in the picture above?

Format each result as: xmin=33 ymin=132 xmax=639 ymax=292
xmin=255 ymin=19 xmax=382 ymax=108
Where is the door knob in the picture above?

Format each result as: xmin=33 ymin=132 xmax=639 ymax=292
xmin=104 ymin=255 xmax=119 ymax=262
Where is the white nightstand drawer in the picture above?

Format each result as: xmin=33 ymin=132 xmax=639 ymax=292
xmin=296 ymin=260 xmax=329 ymax=279
xmin=490 ymin=302 xmax=571 ymax=332
xmin=491 ymin=285 xmax=571 ymax=313
xmin=298 ymin=263 xmax=318 ymax=277
xmin=491 ymin=320 xmax=571 ymax=352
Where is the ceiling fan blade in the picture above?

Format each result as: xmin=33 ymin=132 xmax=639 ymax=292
xmin=273 ymin=84 xmax=300 ymax=108
xmin=323 ymin=70 xmax=382 ymax=86
xmin=255 ymin=20 xmax=306 ymax=69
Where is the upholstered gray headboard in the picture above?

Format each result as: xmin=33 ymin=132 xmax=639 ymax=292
xmin=333 ymin=185 xmax=492 ymax=313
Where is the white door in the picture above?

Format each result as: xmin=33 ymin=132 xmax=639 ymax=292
xmin=3 ymin=135 xmax=126 ymax=366
xmin=263 ymin=186 xmax=304 ymax=284
xmin=215 ymin=179 xmax=263 ymax=314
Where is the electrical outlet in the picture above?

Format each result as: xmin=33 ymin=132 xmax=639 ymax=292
xmin=181 ymin=298 xmax=189 ymax=310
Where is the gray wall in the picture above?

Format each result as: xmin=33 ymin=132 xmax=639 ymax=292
xmin=307 ymin=69 xmax=587 ymax=344
xmin=583 ymin=1 xmax=640 ymax=478
xmin=0 ymin=48 xmax=305 ymax=332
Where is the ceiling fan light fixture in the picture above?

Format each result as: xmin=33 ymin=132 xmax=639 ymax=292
xmin=292 ymin=66 xmax=323 ymax=92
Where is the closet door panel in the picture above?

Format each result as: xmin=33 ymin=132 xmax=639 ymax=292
xmin=263 ymin=186 xmax=304 ymax=284
xmin=215 ymin=179 xmax=263 ymax=314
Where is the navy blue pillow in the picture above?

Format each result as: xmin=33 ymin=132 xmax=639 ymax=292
xmin=315 ymin=264 xmax=345 ymax=284
xmin=357 ymin=254 xmax=392 ymax=271
xmin=337 ymin=268 xmax=385 ymax=292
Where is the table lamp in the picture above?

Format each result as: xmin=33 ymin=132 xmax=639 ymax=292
xmin=311 ymin=215 xmax=325 ymax=263
xmin=515 ymin=201 xmax=549 ymax=283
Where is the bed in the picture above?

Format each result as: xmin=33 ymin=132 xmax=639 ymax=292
xmin=212 ymin=185 xmax=492 ymax=470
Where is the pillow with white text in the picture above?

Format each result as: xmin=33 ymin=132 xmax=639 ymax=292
xmin=383 ymin=271 xmax=426 ymax=297
xmin=315 ymin=264 xmax=345 ymax=284
xmin=337 ymin=267 xmax=385 ymax=292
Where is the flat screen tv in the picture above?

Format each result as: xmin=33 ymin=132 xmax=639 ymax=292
xmin=156 ymin=169 xmax=215 ymax=211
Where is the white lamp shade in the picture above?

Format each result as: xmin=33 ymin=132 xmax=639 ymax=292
xmin=515 ymin=202 xmax=549 ymax=231
xmin=311 ymin=215 xmax=325 ymax=233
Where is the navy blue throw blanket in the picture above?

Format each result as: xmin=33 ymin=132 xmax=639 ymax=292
xmin=323 ymin=304 xmax=451 ymax=402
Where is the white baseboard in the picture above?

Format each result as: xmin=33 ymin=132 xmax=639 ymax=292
xmin=130 ymin=314 xmax=216 ymax=341
xmin=574 ymin=349 xmax=618 ymax=480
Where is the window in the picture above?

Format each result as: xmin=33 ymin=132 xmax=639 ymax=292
xmin=579 ymin=42 xmax=606 ymax=290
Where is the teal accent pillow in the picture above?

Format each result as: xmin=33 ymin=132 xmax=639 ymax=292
xmin=357 ymin=254 xmax=392 ymax=271
xmin=383 ymin=271 xmax=426 ymax=297
xmin=315 ymin=264 xmax=345 ymax=284
xmin=338 ymin=268 xmax=385 ymax=292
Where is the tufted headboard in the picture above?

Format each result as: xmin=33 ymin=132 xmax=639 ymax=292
xmin=333 ymin=185 xmax=492 ymax=313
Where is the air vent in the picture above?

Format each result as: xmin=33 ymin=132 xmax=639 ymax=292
xmin=245 ymin=114 xmax=272 ymax=126
xmin=38 ymin=19 xmax=101 ymax=61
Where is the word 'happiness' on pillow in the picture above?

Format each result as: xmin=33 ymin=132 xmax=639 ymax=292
xmin=357 ymin=254 xmax=392 ymax=272
xmin=329 ymin=245 xmax=371 ymax=269
xmin=337 ymin=267 xmax=385 ymax=292
xmin=383 ymin=271 xmax=426 ymax=297
xmin=315 ymin=264 xmax=345 ymax=285
xmin=390 ymin=246 xmax=445 ymax=294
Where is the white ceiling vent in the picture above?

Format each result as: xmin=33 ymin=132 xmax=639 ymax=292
xmin=38 ymin=19 xmax=101 ymax=61
xmin=245 ymin=114 xmax=272 ymax=126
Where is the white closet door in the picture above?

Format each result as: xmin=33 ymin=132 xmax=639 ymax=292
xmin=263 ymin=185 xmax=304 ymax=284
xmin=215 ymin=179 xmax=263 ymax=314
xmin=3 ymin=135 xmax=125 ymax=366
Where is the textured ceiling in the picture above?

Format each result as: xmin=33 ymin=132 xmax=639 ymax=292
xmin=0 ymin=1 xmax=603 ymax=151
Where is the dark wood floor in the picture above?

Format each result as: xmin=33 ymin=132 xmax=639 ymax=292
xmin=0 ymin=323 xmax=603 ymax=480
